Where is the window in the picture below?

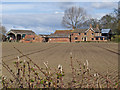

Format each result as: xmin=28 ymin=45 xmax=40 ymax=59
xmin=82 ymin=37 xmax=83 ymax=40
xmin=96 ymin=37 xmax=99 ymax=40
xmin=100 ymin=37 xmax=103 ymax=40
xmin=75 ymin=37 xmax=78 ymax=40
xmin=78 ymin=33 xmax=80 ymax=35
xmin=22 ymin=34 xmax=26 ymax=38
xmin=92 ymin=38 xmax=94 ymax=40
xmin=84 ymin=33 xmax=86 ymax=35
xmin=92 ymin=33 xmax=94 ymax=35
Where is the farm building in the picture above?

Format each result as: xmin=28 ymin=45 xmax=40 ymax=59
xmin=101 ymin=29 xmax=112 ymax=41
xmin=20 ymin=35 xmax=44 ymax=43
xmin=6 ymin=25 xmax=112 ymax=43
xmin=45 ymin=24 xmax=111 ymax=43
xmin=39 ymin=34 xmax=50 ymax=42
xmin=7 ymin=29 xmax=36 ymax=41
xmin=48 ymin=30 xmax=73 ymax=43
xmin=70 ymin=24 xmax=107 ymax=42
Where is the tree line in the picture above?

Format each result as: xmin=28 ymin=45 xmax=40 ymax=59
xmin=0 ymin=5 xmax=119 ymax=42
xmin=62 ymin=6 xmax=119 ymax=35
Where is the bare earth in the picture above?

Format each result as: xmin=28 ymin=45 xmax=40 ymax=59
xmin=2 ymin=42 xmax=118 ymax=83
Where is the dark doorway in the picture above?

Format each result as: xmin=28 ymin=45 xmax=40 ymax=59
xmin=45 ymin=37 xmax=49 ymax=42
xmin=84 ymin=37 xmax=86 ymax=41
xmin=17 ymin=34 xmax=21 ymax=41
xmin=70 ymin=35 xmax=71 ymax=42
xmin=8 ymin=33 xmax=15 ymax=39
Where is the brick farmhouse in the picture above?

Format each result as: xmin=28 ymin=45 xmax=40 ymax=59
xmin=48 ymin=24 xmax=111 ymax=43
xmin=70 ymin=24 xmax=108 ymax=42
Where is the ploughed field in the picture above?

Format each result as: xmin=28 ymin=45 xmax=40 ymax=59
xmin=2 ymin=42 xmax=118 ymax=85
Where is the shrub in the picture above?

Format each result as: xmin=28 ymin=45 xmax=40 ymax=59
xmin=2 ymin=56 xmax=119 ymax=88
xmin=111 ymin=35 xmax=120 ymax=43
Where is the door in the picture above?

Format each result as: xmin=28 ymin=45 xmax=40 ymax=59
xmin=84 ymin=37 xmax=86 ymax=41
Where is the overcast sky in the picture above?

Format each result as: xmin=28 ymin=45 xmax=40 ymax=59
xmin=1 ymin=0 xmax=118 ymax=34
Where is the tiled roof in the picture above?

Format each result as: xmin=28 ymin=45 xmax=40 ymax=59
xmin=8 ymin=29 xmax=36 ymax=34
xmin=92 ymin=28 xmax=100 ymax=32
xmin=54 ymin=30 xmax=73 ymax=34
xmin=72 ymin=28 xmax=100 ymax=33
xmin=72 ymin=29 xmax=87 ymax=33
xmin=49 ymin=30 xmax=72 ymax=38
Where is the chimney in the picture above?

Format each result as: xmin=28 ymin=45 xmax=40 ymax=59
xmin=90 ymin=24 xmax=92 ymax=28
xmin=96 ymin=24 xmax=99 ymax=29
xmin=72 ymin=26 xmax=75 ymax=30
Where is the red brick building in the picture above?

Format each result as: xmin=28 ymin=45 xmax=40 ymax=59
xmin=48 ymin=30 xmax=72 ymax=43
xmin=20 ymin=35 xmax=43 ymax=43
xmin=7 ymin=29 xmax=36 ymax=41
xmin=15 ymin=24 xmax=110 ymax=43
xmin=71 ymin=24 xmax=107 ymax=42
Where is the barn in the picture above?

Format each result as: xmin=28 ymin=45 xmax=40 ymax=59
xmin=7 ymin=29 xmax=36 ymax=41
xmin=48 ymin=30 xmax=72 ymax=43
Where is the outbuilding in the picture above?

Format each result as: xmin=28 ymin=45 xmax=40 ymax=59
xmin=48 ymin=30 xmax=72 ymax=43
xmin=101 ymin=29 xmax=112 ymax=40
xmin=7 ymin=29 xmax=36 ymax=41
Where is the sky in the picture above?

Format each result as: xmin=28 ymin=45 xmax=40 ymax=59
xmin=0 ymin=0 xmax=119 ymax=34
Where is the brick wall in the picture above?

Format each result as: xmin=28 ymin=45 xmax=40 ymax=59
xmin=20 ymin=35 xmax=44 ymax=43
xmin=32 ymin=36 xmax=43 ymax=42
xmin=48 ymin=37 xmax=70 ymax=43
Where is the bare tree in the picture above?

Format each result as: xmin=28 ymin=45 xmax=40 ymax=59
xmin=0 ymin=26 xmax=6 ymax=35
xmin=62 ymin=6 xmax=86 ymax=29
xmin=0 ymin=23 xmax=7 ymax=35
xmin=0 ymin=24 xmax=7 ymax=41
xmin=82 ymin=18 xmax=99 ymax=28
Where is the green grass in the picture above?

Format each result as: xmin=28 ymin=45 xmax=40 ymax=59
xmin=111 ymin=35 xmax=120 ymax=43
